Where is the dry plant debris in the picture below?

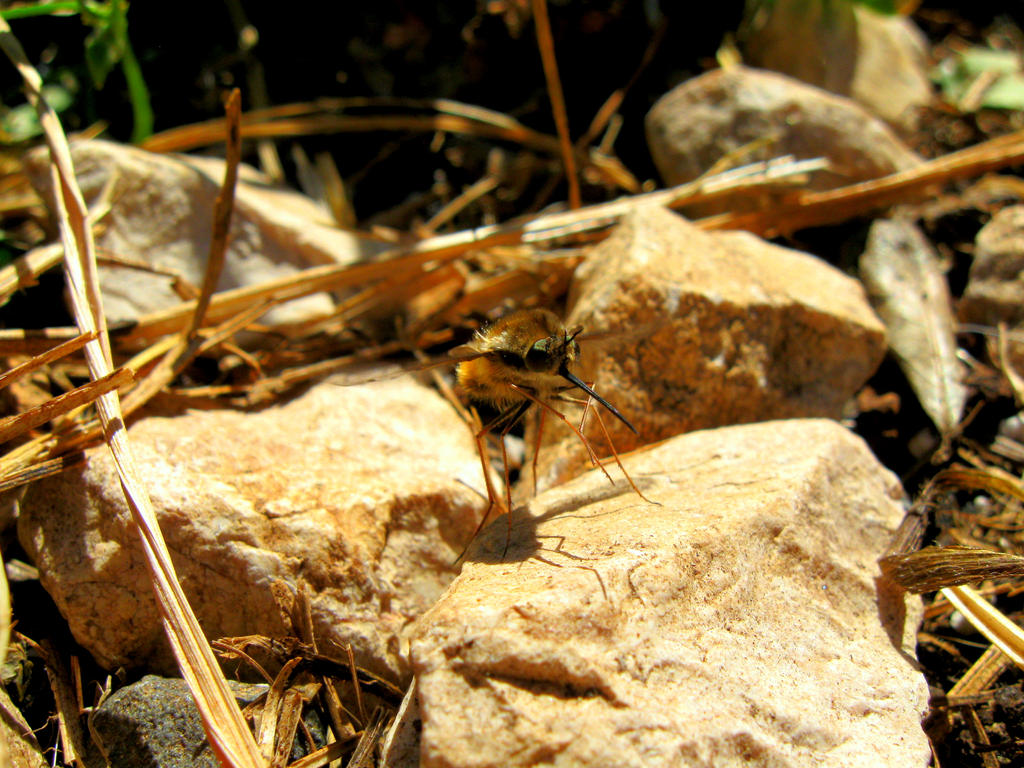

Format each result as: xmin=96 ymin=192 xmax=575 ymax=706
xmin=0 ymin=4 xmax=1021 ymax=768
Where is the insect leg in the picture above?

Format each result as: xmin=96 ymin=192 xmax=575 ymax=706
xmin=456 ymin=399 xmax=532 ymax=563
xmin=530 ymin=408 xmax=546 ymax=498
xmin=509 ymin=384 xmax=615 ymax=485
xmin=582 ymin=404 xmax=660 ymax=505
xmin=552 ymin=385 xmax=658 ymax=505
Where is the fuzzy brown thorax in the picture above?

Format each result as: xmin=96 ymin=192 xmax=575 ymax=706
xmin=456 ymin=309 xmax=582 ymax=407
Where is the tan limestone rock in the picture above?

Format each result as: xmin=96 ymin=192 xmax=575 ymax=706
xmin=0 ymin=684 xmax=46 ymax=768
xmin=960 ymin=205 xmax=1024 ymax=371
xmin=743 ymin=0 xmax=933 ymax=132
xmin=645 ymin=66 xmax=921 ymax=214
xmin=23 ymin=139 xmax=386 ymax=325
xmin=18 ymin=380 xmax=486 ymax=680
xmin=408 ymin=419 xmax=929 ymax=768
xmin=531 ymin=205 xmax=886 ymax=491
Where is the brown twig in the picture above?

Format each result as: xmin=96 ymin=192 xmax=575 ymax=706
xmin=702 ymin=129 xmax=1024 ymax=237
xmin=0 ymin=15 xmax=265 ymax=768
xmin=187 ymin=88 xmax=242 ymax=341
xmin=0 ymin=366 xmax=134 ymax=444
xmin=532 ymin=0 xmax=580 ymax=209
xmin=0 ymin=331 xmax=97 ymax=390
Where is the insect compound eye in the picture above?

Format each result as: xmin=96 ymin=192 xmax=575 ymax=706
xmin=524 ymin=339 xmax=551 ymax=371
xmin=496 ymin=350 xmax=525 ymax=369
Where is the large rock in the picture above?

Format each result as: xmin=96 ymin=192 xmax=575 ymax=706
xmin=18 ymin=380 xmax=486 ymax=681
xmin=396 ymin=419 xmax=930 ymax=768
xmin=531 ymin=205 xmax=886 ymax=491
xmin=645 ymin=66 xmax=921 ymax=214
xmin=86 ymin=675 xmax=284 ymax=768
xmin=743 ymin=0 xmax=933 ymax=131
xmin=23 ymin=139 xmax=386 ymax=325
xmin=960 ymin=205 xmax=1024 ymax=371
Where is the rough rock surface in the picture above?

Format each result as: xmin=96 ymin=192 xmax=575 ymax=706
xmin=18 ymin=380 xmax=486 ymax=680
xmin=87 ymin=675 xmax=280 ymax=768
xmin=399 ymin=419 xmax=930 ymax=768
xmin=960 ymin=204 xmax=1024 ymax=370
xmin=531 ymin=205 xmax=886 ymax=491
xmin=23 ymin=139 xmax=385 ymax=325
xmin=645 ymin=66 xmax=921 ymax=214
xmin=0 ymin=683 xmax=45 ymax=768
xmin=743 ymin=0 xmax=933 ymax=131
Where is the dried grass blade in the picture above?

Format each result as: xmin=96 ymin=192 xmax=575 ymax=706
xmin=532 ymin=0 xmax=579 ymax=209
xmin=933 ymin=466 xmax=1024 ymax=503
xmin=423 ymin=174 xmax=500 ymax=233
xmin=257 ymin=658 xmax=301 ymax=761
xmin=942 ymin=585 xmax=1024 ymax=669
xmin=0 ymin=545 xmax=9 ymax=739
xmin=0 ymin=449 xmax=86 ymax=494
xmin=578 ymin=18 xmax=665 ymax=148
xmin=143 ymin=97 xmax=642 ymax=192
xmin=39 ymin=639 xmax=86 ymax=765
xmin=997 ymin=323 xmax=1024 ymax=405
xmin=0 ymin=242 xmax=64 ymax=307
xmin=284 ymin=740 xmax=346 ymax=768
xmin=0 ymin=366 xmax=133 ymax=444
xmin=346 ymin=707 xmax=389 ymax=768
xmin=703 ymin=129 xmax=1024 ymax=237
xmin=0 ymin=330 xmax=97 ymax=390
xmin=880 ymin=546 xmax=1024 ymax=593
xmin=961 ymin=703 xmax=1001 ymax=768
xmin=0 ymin=193 xmax=113 ymax=310
xmin=188 ymin=88 xmax=242 ymax=341
xmin=0 ymin=326 xmax=95 ymax=355
xmin=270 ymin=689 xmax=304 ymax=768
xmin=315 ymin=151 xmax=355 ymax=229
xmin=948 ymin=645 xmax=1014 ymax=697
xmin=114 ymin=235 xmax=499 ymax=346
xmin=0 ymin=16 xmax=265 ymax=768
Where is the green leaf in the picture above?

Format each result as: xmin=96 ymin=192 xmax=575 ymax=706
xmin=958 ymin=47 xmax=1021 ymax=77
xmin=1 ymin=84 xmax=74 ymax=142
xmin=84 ymin=12 xmax=126 ymax=88
xmin=850 ymin=0 xmax=897 ymax=13
xmin=979 ymin=72 xmax=1024 ymax=110
xmin=932 ymin=46 xmax=1024 ymax=110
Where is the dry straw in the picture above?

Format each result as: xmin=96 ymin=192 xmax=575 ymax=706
xmin=0 ymin=17 xmax=265 ymax=767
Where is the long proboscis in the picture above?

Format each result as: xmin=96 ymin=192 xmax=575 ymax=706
xmin=560 ymin=368 xmax=638 ymax=435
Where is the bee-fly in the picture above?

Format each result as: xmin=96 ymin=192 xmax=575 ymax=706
xmin=335 ymin=307 xmax=651 ymax=560
xmin=452 ymin=308 xmax=649 ymax=558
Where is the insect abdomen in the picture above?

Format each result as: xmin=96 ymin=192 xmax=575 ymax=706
xmin=456 ymin=356 xmax=522 ymax=408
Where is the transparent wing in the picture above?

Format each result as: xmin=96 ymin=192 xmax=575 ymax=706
xmin=329 ymin=345 xmax=485 ymax=386
xmin=573 ymin=318 xmax=669 ymax=347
